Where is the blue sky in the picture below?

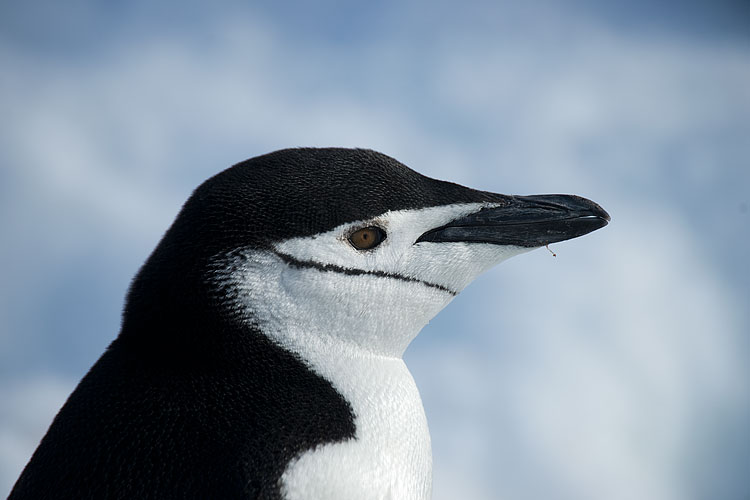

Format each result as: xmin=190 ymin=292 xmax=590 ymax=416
xmin=1 ymin=1 xmax=749 ymax=498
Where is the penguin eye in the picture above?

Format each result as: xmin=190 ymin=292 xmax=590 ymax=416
xmin=348 ymin=226 xmax=386 ymax=251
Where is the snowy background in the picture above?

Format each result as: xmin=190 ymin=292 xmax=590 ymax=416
xmin=1 ymin=1 xmax=749 ymax=498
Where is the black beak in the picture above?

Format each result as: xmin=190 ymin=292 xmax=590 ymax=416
xmin=416 ymin=194 xmax=610 ymax=247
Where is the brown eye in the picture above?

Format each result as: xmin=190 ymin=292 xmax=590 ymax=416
xmin=348 ymin=226 xmax=386 ymax=250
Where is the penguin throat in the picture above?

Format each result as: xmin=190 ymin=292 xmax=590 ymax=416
xmin=208 ymin=248 xmax=457 ymax=359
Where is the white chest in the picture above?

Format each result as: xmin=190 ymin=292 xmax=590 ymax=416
xmin=280 ymin=356 xmax=432 ymax=500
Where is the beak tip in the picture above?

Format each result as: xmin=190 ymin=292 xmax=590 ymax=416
xmin=589 ymin=200 xmax=611 ymax=224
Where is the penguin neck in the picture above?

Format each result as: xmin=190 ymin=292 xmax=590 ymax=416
xmin=279 ymin=353 xmax=433 ymax=500
xmin=262 ymin=302 xmax=434 ymax=500
xmin=209 ymin=248 xmax=439 ymax=498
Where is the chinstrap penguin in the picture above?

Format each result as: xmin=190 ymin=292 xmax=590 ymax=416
xmin=9 ymin=148 xmax=609 ymax=500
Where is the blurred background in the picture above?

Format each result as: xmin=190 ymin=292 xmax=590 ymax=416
xmin=1 ymin=1 xmax=748 ymax=498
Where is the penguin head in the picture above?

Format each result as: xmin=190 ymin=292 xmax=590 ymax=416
xmin=124 ymin=148 xmax=608 ymax=361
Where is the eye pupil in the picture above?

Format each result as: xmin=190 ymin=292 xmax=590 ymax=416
xmin=349 ymin=227 xmax=386 ymax=250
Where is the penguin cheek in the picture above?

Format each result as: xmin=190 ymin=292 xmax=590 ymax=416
xmin=277 ymin=266 xmax=453 ymax=356
xmin=403 ymin=243 xmax=532 ymax=293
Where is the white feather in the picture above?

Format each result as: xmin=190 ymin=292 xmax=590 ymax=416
xmin=211 ymin=204 xmax=531 ymax=499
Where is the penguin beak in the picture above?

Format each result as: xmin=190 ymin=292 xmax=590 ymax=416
xmin=416 ymin=194 xmax=610 ymax=247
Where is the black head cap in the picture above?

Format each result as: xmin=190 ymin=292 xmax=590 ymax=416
xmin=173 ymin=147 xmax=502 ymax=254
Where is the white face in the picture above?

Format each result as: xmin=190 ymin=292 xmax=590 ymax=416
xmin=210 ymin=202 xmax=531 ymax=361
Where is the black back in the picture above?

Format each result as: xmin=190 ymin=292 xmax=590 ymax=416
xmin=9 ymin=148 xmax=503 ymax=499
